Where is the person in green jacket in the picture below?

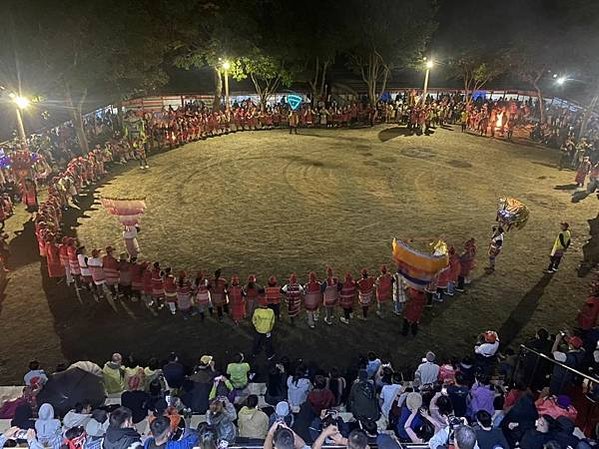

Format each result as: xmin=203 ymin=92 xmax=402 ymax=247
xmin=252 ymin=300 xmax=275 ymax=359
xmin=103 ymin=353 xmax=125 ymax=394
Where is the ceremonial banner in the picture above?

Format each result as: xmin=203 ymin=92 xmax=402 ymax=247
xmin=496 ymin=197 xmax=529 ymax=231
xmin=100 ymin=197 xmax=146 ymax=226
xmin=392 ymin=238 xmax=449 ymax=291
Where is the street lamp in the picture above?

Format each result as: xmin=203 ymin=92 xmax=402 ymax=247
xmin=555 ymin=76 xmax=567 ymax=85
xmin=422 ymin=58 xmax=434 ymax=104
xmin=9 ymin=93 xmax=30 ymax=149
xmin=222 ymin=60 xmax=231 ymax=112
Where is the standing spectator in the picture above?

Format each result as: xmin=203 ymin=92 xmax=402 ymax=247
xmin=328 ymin=367 xmax=347 ymax=407
xmin=265 ymin=363 xmax=288 ymax=406
xmin=550 ymin=333 xmax=585 ymax=395
xmin=103 ymin=353 xmax=125 ymax=394
xmin=237 ymin=395 xmax=269 ymax=441
xmin=414 ymin=352 xmax=440 ymax=387
xmin=365 ymin=352 xmax=381 ymax=379
xmin=181 ymin=355 xmax=216 ymax=414
xmin=23 ymin=360 xmax=48 ymax=388
xmin=103 ymin=407 xmax=142 ymax=449
xmin=287 ymin=368 xmax=312 ymax=413
xmin=252 ymin=300 xmax=275 ymax=359
xmin=347 ymin=369 xmax=380 ymax=425
xmin=162 ymin=353 xmax=185 ymax=390
xmin=547 ymin=223 xmax=571 ymax=273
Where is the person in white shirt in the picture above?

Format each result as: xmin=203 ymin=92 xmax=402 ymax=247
xmin=414 ymin=352 xmax=440 ymax=387
xmin=380 ymin=373 xmax=403 ymax=419
xmin=474 ymin=331 xmax=500 ymax=358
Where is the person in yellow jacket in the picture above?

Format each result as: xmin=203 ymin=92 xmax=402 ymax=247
xmin=252 ymin=297 xmax=275 ymax=359
xmin=102 ymin=353 xmax=125 ymax=394
xmin=548 ymin=222 xmax=571 ymax=273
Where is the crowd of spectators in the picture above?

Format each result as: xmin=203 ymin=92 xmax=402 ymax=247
xmin=1 ymin=322 xmax=599 ymax=449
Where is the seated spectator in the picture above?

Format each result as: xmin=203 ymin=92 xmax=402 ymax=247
xmin=103 ymin=353 xmax=125 ymax=394
xmin=121 ymin=371 xmax=151 ymax=424
xmin=10 ymin=403 xmax=35 ymax=430
xmin=144 ymin=415 xmax=198 ymax=449
xmin=550 ymin=334 xmax=585 ymax=395
xmin=206 ymin=397 xmax=237 ymax=444
xmin=328 ymin=367 xmax=347 ymax=407
xmin=396 ymin=392 xmax=423 ymax=441
xmin=348 ymin=369 xmax=380 ymax=426
xmin=308 ymin=409 xmax=350 ymax=443
xmin=380 ymin=373 xmax=403 ymax=421
xmin=535 ymin=392 xmax=578 ymax=421
xmin=144 ymin=358 xmax=164 ymax=391
xmin=520 ymin=414 xmax=557 ymax=449
xmin=226 ymin=353 xmax=251 ymax=390
xmin=103 ymin=406 xmax=142 ymax=449
xmin=162 ymin=353 xmax=186 ymax=390
xmin=35 ymin=403 xmax=61 ymax=449
xmin=468 ymin=375 xmax=495 ymax=418
xmin=473 ymin=410 xmax=509 ymax=449
xmin=85 ymin=409 xmax=109 ymax=443
xmin=237 ymin=394 xmax=269 ymax=440
xmin=148 ymin=400 xmax=185 ymax=440
xmin=308 ymin=375 xmax=335 ymax=415
xmin=123 ymin=356 xmax=146 ymax=391
xmin=0 ymin=428 xmax=44 ymax=449
xmin=366 ymin=352 xmax=382 ymax=379
xmin=265 ymin=421 xmax=306 ymax=449
xmin=448 ymin=372 xmax=470 ymax=418
xmin=63 ymin=401 xmax=92 ymax=431
xmin=438 ymin=360 xmax=456 ymax=385
xmin=209 ymin=375 xmax=233 ymax=402
xmin=23 ymin=360 xmax=48 ymax=388
xmin=474 ymin=331 xmax=500 ymax=359
xmin=287 ymin=367 xmax=312 ymax=413
xmin=402 ymin=405 xmax=435 ymax=444
xmin=313 ymin=426 xmax=365 ymax=449
xmin=415 ymin=352 xmax=440 ymax=387
xmin=501 ymin=393 xmax=539 ymax=448
xmin=503 ymin=381 xmax=529 ymax=412
xmin=63 ymin=426 xmax=88 ymax=449
xmin=268 ymin=401 xmax=295 ymax=428
xmin=457 ymin=357 xmax=475 ymax=387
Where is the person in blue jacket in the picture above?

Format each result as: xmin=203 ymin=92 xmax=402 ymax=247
xmin=144 ymin=416 xmax=198 ymax=449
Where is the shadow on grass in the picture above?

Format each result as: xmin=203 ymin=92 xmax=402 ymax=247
xmin=498 ymin=273 xmax=553 ymax=347
xmin=554 ymin=184 xmax=579 ymax=191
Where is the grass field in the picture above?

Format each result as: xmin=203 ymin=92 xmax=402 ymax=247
xmin=0 ymin=124 xmax=596 ymax=383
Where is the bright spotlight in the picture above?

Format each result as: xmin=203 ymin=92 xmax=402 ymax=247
xmin=425 ymin=60 xmax=434 ymax=69
xmin=13 ymin=95 xmax=30 ymax=109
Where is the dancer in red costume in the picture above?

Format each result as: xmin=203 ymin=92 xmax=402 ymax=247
xmin=265 ymin=276 xmax=282 ymax=319
xmin=303 ymin=272 xmax=322 ymax=329
xmin=357 ymin=268 xmax=375 ymax=320
xmin=228 ymin=274 xmax=246 ymax=324
xmin=281 ymin=273 xmax=304 ymax=325
xmin=322 ymin=267 xmax=340 ymax=325
xmin=375 ymin=265 xmax=394 ymax=318
xmin=210 ymin=268 xmax=229 ymax=321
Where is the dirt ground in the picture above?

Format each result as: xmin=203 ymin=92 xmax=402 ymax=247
xmin=0 ymin=124 xmax=597 ymax=384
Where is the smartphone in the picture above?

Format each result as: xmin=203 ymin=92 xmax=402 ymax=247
xmin=441 ymin=387 xmax=448 ymax=395
xmin=14 ymin=430 xmax=28 ymax=440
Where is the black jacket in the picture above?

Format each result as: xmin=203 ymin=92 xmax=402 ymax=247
xmin=103 ymin=426 xmax=142 ymax=449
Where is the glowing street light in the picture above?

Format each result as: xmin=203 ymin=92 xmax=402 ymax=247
xmin=556 ymin=76 xmax=567 ymax=85
xmin=422 ymin=58 xmax=434 ymax=104
xmin=9 ymin=93 xmax=30 ymax=148
xmin=13 ymin=95 xmax=30 ymax=109
xmin=222 ymin=60 xmax=231 ymax=112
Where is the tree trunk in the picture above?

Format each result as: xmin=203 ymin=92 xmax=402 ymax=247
xmin=533 ymin=80 xmax=544 ymax=123
xmin=116 ymin=100 xmax=124 ymax=134
xmin=65 ymin=85 xmax=89 ymax=154
xmin=212 ymin=66 xmax=222 ymax=112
